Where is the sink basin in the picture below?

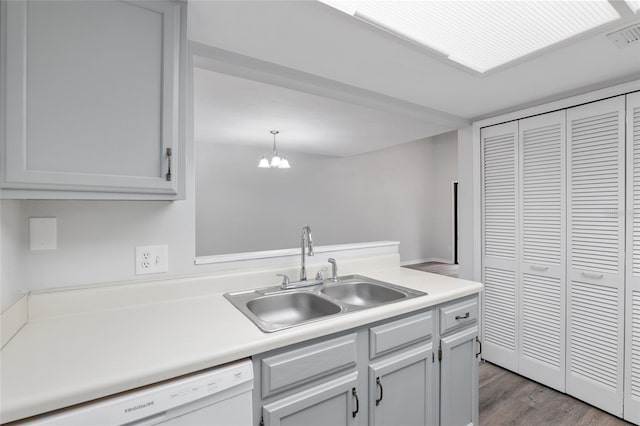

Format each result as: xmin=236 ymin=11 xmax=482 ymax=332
xmin=321 ymin=282 xmax=406 ymax=306
xmin=224 ymin=274 xmax=427 ymax=333
xmin=247 ymin=292 xmax=341 ymax=325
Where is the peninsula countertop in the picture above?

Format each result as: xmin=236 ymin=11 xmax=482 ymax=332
xmin=0 ymin=255 xmax=482 ymax=423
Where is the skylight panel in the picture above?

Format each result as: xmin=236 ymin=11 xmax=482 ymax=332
xmin=319 ymin=0 xmax=621 ymax=73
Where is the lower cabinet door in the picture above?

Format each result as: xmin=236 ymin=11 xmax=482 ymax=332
xmin=440 ymin=326 xmax=479 ymax=426
xmin=262 ymin=372 xmax=359 ymax=426
xmin=368 ymin=344 xmax=435 ymax=426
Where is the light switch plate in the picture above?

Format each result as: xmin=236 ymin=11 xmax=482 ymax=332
xmin=135 ymin=245 xmax=169 ymax=275
xmin=30 ymin=217 xmax=57 ymax=250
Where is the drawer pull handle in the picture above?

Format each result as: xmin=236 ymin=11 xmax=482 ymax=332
xmin=376 ymin=377 xmax=384 ymax=406
xmin=582 ymin=271 xmax=604 ymax=279
xmin=352 ymin=388 xmax=359 ymax=418
xmin=455 ymin=312 xmax=470 ymax=320
xmin=476 ymin=336 xmax=482 ymax=358
xmin=531 ymin=265 xmax=548 ymax=272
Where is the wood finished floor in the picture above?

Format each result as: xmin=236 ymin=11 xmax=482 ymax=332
xmin=480 ymin=362 xmax=629 ymax=426
xmin=404 ymin=261 xmax=631 ymax=425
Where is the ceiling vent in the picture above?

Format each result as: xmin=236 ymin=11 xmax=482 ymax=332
xmin=607 ymin=24 xmax=640 ymax=48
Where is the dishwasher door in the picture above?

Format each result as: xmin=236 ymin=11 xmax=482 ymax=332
xmin=21 ymin=360 xmax=254 ymax=426
xmin=150 ymin=388 xmax=252 ymax=426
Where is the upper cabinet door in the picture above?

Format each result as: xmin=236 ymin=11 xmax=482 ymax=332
xmin=480 ymin=121 xmax=519 ymax=371
xmin=2 ymin=0 xmax=183 ymax=199
xmin=625 ymin=91 xmax=640 ymax=425
xmin=566 ymin=95 xmax=625 ymax=416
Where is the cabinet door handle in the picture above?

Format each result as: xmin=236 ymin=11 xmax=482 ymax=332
xmin=455 ymin=312 xmax=470 ymax=320
xmin=531 ymin=265 xmax=548 ymax=272
xmin=475 ymin=336 xmax=482 ymax=359
xmin=376 ymin=377 xmax=384 ymax=406
xmin=165 ymin=147 xmax=172 ymax=181
xmin=351 ymin=387 xmax=359 ymax=418
xmin=581 ymin=271 xmax=604 ymax=279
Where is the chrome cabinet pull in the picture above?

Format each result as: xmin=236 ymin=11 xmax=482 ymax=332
xmin=455 ymin=312 xmax=470 ymax=320
xmin=165 ymin=147 xmax=172 ymax=181
xmin=581 ymin=271 xmax=604 ymax=279
xmin=352 ymin=388 xmax=359 ymax=418
xmin=475 ymin=336 xmax=482 ymax=358
xmin=531 ymin=265 xmax=548 ymax=272
xmin=376 ymin=377 xmax=384 ymax=406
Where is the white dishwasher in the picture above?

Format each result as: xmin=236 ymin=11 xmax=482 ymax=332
xmin=22 ymin=360 xmax=253 ymax=426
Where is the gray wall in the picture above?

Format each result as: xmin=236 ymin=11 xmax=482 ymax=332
xmin=430 ymin=131 xmax=458 ymax=263
xmin=0 ymin=131 xmax=463 ymax=303
xmin=1 ymin=200 xmax=27 ymax=310
xmin=196 ymin=138 xmax=435 ymax=263
xmin=456 ymin=126 xmax=475 ymax=280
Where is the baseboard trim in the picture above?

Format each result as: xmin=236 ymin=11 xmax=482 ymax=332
xmin=401 ymin=257 xmax=455 ymax=266
xmin=431 ymin=257 xmax=455 ymax=264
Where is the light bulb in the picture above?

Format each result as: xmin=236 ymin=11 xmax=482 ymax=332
xmin=270 ymin=155 xmax=281 ymax=168
xmin=258 ymin=156 xmax=270 ymax=168
xmin=279 ymin=158 xmax=291 ymax=169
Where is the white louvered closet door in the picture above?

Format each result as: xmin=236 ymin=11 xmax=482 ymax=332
xmin=567 ymin=95 xmax=625 ymax=416
xmin=481 ymin=121 xmax=519 ymax=371
xmin=625 ymin=91 xmax=640 ymax=425
xmin=517 ymin=111 xmax=566 ymax=392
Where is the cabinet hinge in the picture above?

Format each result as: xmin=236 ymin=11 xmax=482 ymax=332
xmin=259 ymin=416 xmax=264 ymax=426
xmin=165 ymin=147 xmax=172 ymax=181
xmin=438 ymin=344 xmax=442 ymax=362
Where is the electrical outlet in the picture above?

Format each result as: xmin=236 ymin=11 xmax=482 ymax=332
xmin=135 ymin=245 xmax=169 ymax=275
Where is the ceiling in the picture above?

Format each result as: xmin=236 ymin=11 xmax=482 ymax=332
xmin=189 ymin=0 xmax=640 ymax=155
xmin=194 ymin=68 xmax=452 ymax=157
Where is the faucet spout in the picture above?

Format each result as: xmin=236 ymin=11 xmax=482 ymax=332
xmin=300 ymin=225 xmax=314 ymax=281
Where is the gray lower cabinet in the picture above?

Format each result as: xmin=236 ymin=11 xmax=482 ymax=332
xmin=438 ymin=295 xmax=480 ymax=426
xmin=369 ymin=344 xmax=435 ymax=426
xmin=440 ymin=326 xmax=479 ymax=426
xmin=262 ymin=372 xmax=358 ymax=426
xmin=253 ymin=294 xmax=479 ymax=426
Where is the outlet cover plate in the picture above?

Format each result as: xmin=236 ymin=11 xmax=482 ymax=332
xmin=135 ymin=245 xmax=169 ymax=275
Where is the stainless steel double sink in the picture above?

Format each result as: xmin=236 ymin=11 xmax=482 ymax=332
xmin=224 ymin=275 xmax=427 ymax=332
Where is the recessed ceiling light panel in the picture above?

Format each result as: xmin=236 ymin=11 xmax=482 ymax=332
xmin=319 ymin=0 xmax=621 ymax=73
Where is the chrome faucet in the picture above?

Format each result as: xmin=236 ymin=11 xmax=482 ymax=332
xmin=300 ymin=225 xmax=314 ymax=281
xmin=328 ymin=258 xmax=338 ymax=282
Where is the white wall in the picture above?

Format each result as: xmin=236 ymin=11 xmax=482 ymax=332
xmin=197 ymin=138 xmax=435 ymax=263
xmin=1 ymin=200 xmax=27 ymax=310
xmin=430 ymin=131 xmax=458 ymax=263
xmin=456 ymin=126 xmax=474 ymax=280
xmin=0 ymin=56 xmax=463 ymax=299
xmin=21 ymin=199 xmax=197 ymax=292
xmin=0 ymin=131 xmax=466 ymax=296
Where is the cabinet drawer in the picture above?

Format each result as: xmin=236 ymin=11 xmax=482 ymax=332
xmin=439 ymin=296 xmax=478 ymax=335
xmin=369 ymin=311 xmax=433 ymax=359
xmin=261 ymin=333 xmax=357 ymax=398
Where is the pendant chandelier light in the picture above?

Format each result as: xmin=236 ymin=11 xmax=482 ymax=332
xmin=258 ymin=130 xmax=291 ymax=169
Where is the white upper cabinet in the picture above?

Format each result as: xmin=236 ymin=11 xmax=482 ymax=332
xmin=517 ymin=110 xmax=566 ymax=392
xmin=1 ymin=0 xmax=184 ymax=199
xmin=625 ymin=91 xmax=640 ymax=425
xmin=481 ymin=121 xmax=519 ymax=371
xmin=566 ymin=95 xmax=625 ymax=416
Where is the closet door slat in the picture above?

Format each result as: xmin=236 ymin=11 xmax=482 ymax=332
xmin=567 ymin=95 xmax=625 ymax=417
xmin=625 ymin=91 xmax=640 ymax=424
xmin=481 ymin=121 xmax=519 ymax=371
xmin=517 ymin=110 xmax=566 ymax=392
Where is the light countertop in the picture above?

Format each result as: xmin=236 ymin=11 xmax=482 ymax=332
xmin=0 ymin=256 xmax=482 ymax=423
